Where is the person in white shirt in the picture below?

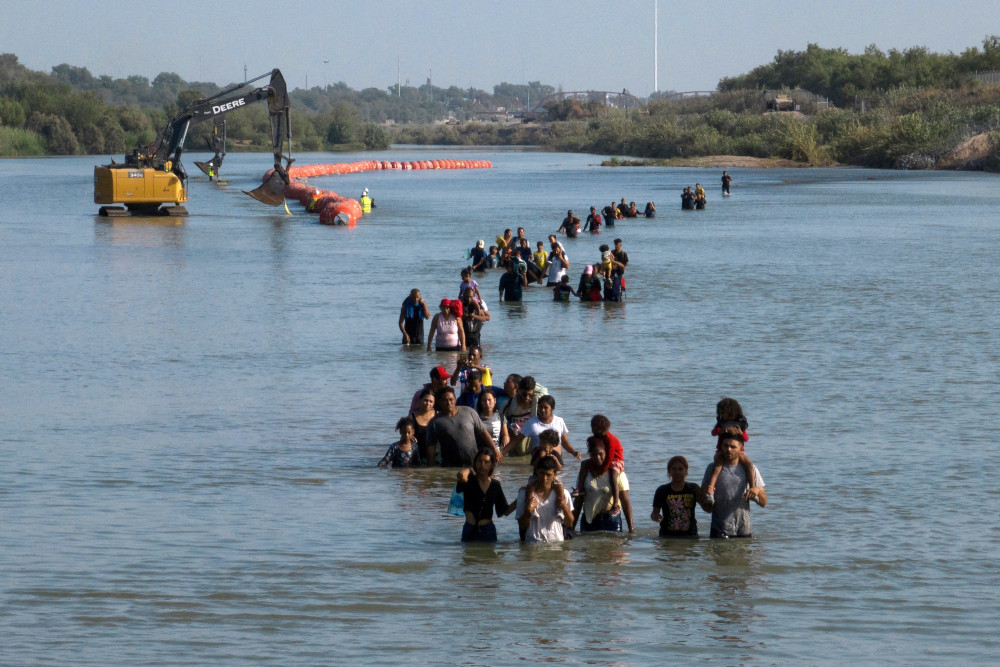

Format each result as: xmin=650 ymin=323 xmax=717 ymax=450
xmin=520 ymin=395 xmax=581 ymax=460
xmin=515 ymin=456 xmax=574 ymax=543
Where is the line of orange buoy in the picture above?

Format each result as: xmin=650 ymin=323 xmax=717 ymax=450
xmin=263 ymin=158 xmax=493 ymax=226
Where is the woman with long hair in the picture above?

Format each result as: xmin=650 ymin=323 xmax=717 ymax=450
xmin=408 ymin=388 xmax=437 ymax=463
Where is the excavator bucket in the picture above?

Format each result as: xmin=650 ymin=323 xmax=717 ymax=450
xmin=193 ymin=160 xmax=215 ymax=177
xmin=244 ymin=169 xmax=286 ymax=206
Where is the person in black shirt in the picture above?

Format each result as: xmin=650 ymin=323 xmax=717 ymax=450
xmin=498 ymin=263 xmax=526 ymax=302
xmin=682 ymin=187 xmax=696 ymax=209
xmin=602 ymin=202 xmax=617 ymax=228
xmin=470 ymin=240 xmax=487 ymax=271
xmin=456 ymin=448 xmax=513 ymax=541
xmin=558 ymin=210 xmax=581 ymax=238
xmin=611 ymin=238 xmax=629 ymax=275
xmin=583 ymin=206 xmax=602 ymax=234
xmin=651 ymin=455 xmax=710 ymax=537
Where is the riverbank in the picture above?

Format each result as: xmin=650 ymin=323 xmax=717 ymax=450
xmin=602 ymin=155 xmax=817 ymax=169
xmin=600 ymin=129 xmax=1000 ymax=171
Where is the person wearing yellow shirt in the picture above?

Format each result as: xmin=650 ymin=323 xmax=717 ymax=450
xmin=533 ymin=241 xmax=548 ymax=274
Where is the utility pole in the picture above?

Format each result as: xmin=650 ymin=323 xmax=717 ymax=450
xmin=397 ymin=55 xmax=400 ymax=96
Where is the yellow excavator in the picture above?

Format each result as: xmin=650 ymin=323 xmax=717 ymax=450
xmin=94 ymin=69 xmax=293 ymax=216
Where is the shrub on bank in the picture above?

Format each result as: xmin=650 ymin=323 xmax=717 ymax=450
xmin=0 ymin=125 xmax=44 ymax=155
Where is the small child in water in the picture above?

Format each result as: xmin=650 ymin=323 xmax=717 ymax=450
xmin=378 ymin=417 xmax=422 ymax=467
xmin=487 ymin=245 xmax=500 ymax=268
xmin=704 ymin=397 xmax=755 ymax=500
xmin=459 ymin=267 xmax=484 ymax=305
xmin=598 ymin=244 xmax=614 ymax=280
xmin=521 ymin=430 xmax=565 ymax=508
xmin=651 ymin=455 xmax=706 ymax=537
xmin=553 ymin=274 xmax=577 ymax=301
xmin=530 ymin=429 xmax=564 ymax=471
xmin=531 ymin=241 xmax=549 ymax=285
xmin=533 ymin=241 xmax=548 ymax=273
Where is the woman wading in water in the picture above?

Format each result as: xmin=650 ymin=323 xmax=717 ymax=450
xmin=427 ymin=299 xmax=465 ymax=352
xmin=408 ymin=388 xmax=437 ymax=462
xmin=455 ymin=448 xmax=513 ymax=542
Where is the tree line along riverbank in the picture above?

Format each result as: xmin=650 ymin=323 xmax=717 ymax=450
xmin=3 ymin=40 xmax=1000 ymax=170
xmin=392 ymin=82 xmax=1000 ymax=171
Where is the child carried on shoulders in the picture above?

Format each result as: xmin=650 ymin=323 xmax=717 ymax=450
xmin=704 ymin=397 xmax=755 ymax=501
xmin=573 ymin=415 xmax=624 ymax=512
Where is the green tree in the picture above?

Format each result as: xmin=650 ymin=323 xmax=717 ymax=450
xmin=0 ymin=98 xmax=26 ymax=127
xmin=54 ymin=91 xmax=104 ymax=133
xmin=326 ymin=102 xmax=360 ymax=144
xmin=99 ymin=115 xmax=127 ymax=154
xmin=26 ymin=111 xmax=78 ymax=154
xmin=118 ymin=106 xmax=152 ymax=133
xmin=51 ymin=63 xmax=94 ymax=87
xmin=362 ymin=122 xmax=389 ymax=150
xmin=175 ymin=89 xmax=204 ymax=111
xmin=78 ymin=122 xmax=105 ymax=154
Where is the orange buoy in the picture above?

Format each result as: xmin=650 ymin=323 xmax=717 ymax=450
xmin=274 ymin=157 xmax=492 ymax=225
xmin=319 ymin=201 xmax=352 ymax=226
xmin=331 ymin=201 xmax=358 ymax=226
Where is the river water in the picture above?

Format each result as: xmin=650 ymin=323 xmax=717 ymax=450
xmin=1 ymin=149 xmax=998 ymax=664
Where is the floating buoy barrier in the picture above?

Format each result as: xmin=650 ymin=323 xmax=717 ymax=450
xmin=265 ymin=158 xmax=493 ymax=226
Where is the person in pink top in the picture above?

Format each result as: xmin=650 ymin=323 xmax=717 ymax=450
xmin=427 ymin=299 xmax=465 ymax=352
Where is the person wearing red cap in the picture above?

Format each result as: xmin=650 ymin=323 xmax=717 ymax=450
xmin=409 ymin=365 xmax=453 ymax=414
xmin=426 ymin=299 xmax=465 ymax=352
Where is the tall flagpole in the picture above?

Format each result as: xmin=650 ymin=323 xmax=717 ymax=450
xmin=654 ymin=0 xmax=658 ymax=93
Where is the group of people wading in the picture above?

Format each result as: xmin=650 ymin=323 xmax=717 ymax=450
xmin=380 ymin=380 xmax=766 ymax=543
xmin=682 ymin=171 xmax=733 ymax=210
xmin=397 ymin=226 xmax=630 ymax=353
xmin=388 ymin=175 xmax=765 ymax=543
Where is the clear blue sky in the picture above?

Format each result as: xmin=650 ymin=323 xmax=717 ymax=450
xmin=3 ymin=0 xmax=997 ymax=96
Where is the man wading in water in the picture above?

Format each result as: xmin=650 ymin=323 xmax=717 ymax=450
xmin=701 ymin=426 xmax=766 ymax=538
